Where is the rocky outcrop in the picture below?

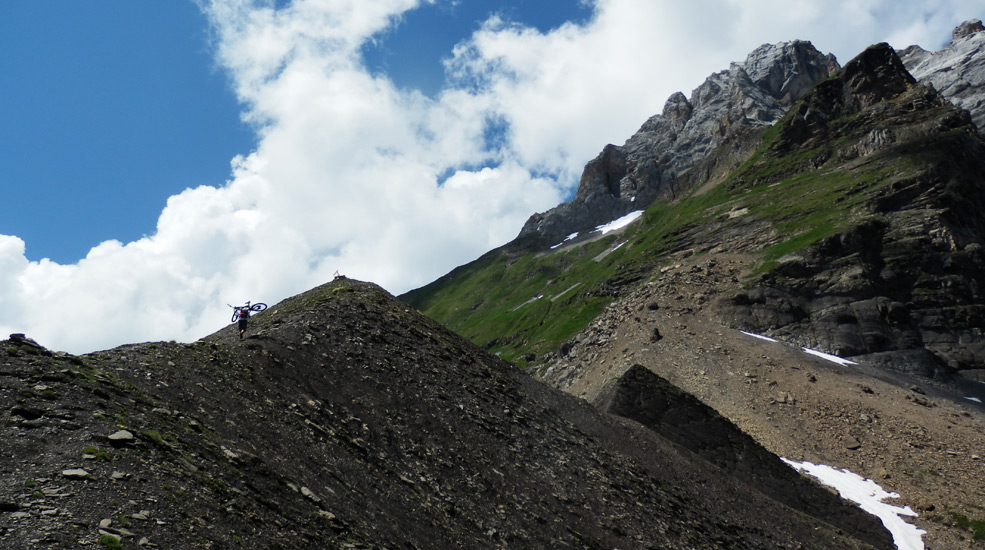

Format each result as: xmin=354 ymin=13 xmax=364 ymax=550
xmin=900 ymin=19 xmax=985 ymax=130
xmin=0 ymin=278 xmax=889 ymax=549
xmin=517 ymin=41 xmax=838 ymax=247
xmin=594 ymin=365 xmax=893 ymax=550
xmin=721 ymin=44 xmax=985 ymax=382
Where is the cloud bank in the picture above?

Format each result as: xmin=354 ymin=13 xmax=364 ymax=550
xmin=1 ymin=0 xmax=983 ymax=353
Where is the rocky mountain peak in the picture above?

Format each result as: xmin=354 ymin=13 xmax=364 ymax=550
xmin=659 ymin=91 xmax=691 ymax=122
xmin=900 ymin=19 xmax=985 ymax=129
xmin=840 ymin=43 xmax=917 ymax=108
xmin=953 ymin=18 xmax=984 ymax=40
xmin=734 ymin=40 xmax=840 ymax=105
xmin=775 ymin=42 xmax=929 ymax=151
xmin=516 ymin=40 xmax=838 ymax=248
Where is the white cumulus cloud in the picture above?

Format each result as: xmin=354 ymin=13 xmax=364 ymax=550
xmin=1 ymin=0 xmax=983 ymax=353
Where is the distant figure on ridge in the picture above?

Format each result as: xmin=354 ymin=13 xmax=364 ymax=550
xmin=228 ymin=301 xmax=268 ymax=340
xmin=237 ymin=307 xmax=249 ymax=339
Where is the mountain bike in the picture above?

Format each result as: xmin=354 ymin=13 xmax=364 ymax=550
xmin=229 ymin=301 xmax=268 ymax=322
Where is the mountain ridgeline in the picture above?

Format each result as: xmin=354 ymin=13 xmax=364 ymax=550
xmin=403 ymin=33 xmax=985 ymax=389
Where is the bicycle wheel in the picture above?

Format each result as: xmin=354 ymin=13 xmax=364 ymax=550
xmin=250 ymin=303 xmax=268 ymax=312
xmin=230 ymin=309 xmax=241 ymax=323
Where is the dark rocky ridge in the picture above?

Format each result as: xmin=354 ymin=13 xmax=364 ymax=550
xmin=593 ymin=365 xmax=890 ymax=547
xmin=0 ymin=278 xmax=890 ymax=548
xmin=720 ymin=43 xmax=985 ymax=383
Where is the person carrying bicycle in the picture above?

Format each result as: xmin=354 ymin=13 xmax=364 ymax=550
xmin=229 ymin=301 xmax=267 ymax=340
xmin=237 ymin=307 xmax=250 ymax=339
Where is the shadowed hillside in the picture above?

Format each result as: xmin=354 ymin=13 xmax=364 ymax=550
xmin=1 ymin=277 xmax=890 ymax=548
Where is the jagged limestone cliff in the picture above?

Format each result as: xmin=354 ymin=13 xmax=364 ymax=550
xmin=516 ymin=40 xmax=838 ymax=247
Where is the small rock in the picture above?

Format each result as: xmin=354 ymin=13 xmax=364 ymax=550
xmin=99 ymin=518 xmax=113 ymax=529
xmin=845 ymin=437 xmax=862 ymax=450
xmin=776 ymin=392 xmax=796 ymax=405
xmin=110 ymin=471 xmax=127 ymax=480
xmin=61 ymin=469 xmax=90 ymax=479
xmin=301 ymin=486 xmax=321 ymax=503
xmin=138 ymin=537 xmax=151 ymax=546
xmin=108 ymin=430 xmax=135 ymax=444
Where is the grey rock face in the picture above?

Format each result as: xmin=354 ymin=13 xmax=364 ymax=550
xmin=900 ymin=19 xmax=985 ymax=130
xmin=518 ymin=41 xmax=838 ymax=246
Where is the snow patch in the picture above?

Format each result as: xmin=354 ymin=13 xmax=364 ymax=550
xmin=741 ymin=331 xmax=777 ymax=343
xmin=596 ymin=210 xmax=643 ymax=234
xmin=548 ymin=211 xmax=643 ymax=249
xmin=783 ymin=459 xmax=925 ymax=550
xmin=802 ymin=347 xmax=857 ymax=366
xmin=550 ymin=232 xmax=580 ymax=249
xmin=740 ymin=332 xmax=858 ymax=366
xmin=966 ymin=396 xmax=983 ymax=404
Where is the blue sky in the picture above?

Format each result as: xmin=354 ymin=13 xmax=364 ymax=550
xmin=1 ymin=0 xmax=983 ymax=353
xmin=0 ymin=2 xmax=254 ymax=263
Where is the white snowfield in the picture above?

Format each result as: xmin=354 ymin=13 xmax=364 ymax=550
xmin=783 ymin=460 xmax=926 ymax=550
